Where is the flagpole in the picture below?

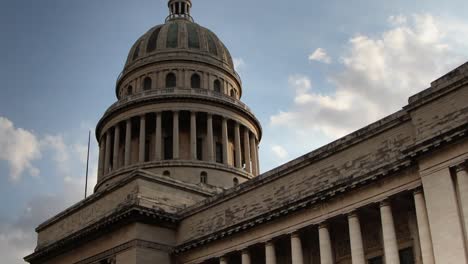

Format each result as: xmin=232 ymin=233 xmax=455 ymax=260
xmin=85 ymin=130 xmax=91 ymax=199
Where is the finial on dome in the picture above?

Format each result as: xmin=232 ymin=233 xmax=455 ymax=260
xmin=167 ymin=0 xmax=193 ymax=22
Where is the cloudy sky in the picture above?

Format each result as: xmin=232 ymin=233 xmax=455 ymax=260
xmin=1 ymin=0 xmax=468 ymax=262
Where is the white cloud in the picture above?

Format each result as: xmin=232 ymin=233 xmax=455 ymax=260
xmin=0 ymin=189 xmax=85 ymax=264
xmin=0 ymin=117 xmax=41 ymax=181
xmin=271 ymin=14 xmax=468 ymax=141
xmin=309 ymin=48 xmax=332 ymax=64
xmin=272 ymin=145 xmax=289 ymax=160
xmin=233 ymin=57 xmax=246 ymax=72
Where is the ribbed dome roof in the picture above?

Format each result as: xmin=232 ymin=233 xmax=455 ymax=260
xmin=124 ymin=19 xmax=235 ymax=72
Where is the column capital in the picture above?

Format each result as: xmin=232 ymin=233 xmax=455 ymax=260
xmin=318 ymin=222 xmax=329 ymax=229
xmin=290 ymin=231 xmax=301 ymax=238
xmin=348 ymin=210 xmax=359 ymax=219
xmin=379 ymin=199 xmax=391 ymax=208
xmin=454 ymin=162 xmax=468 ymax=173
xmin=265 ymin=240 xmax=275 ymax=247
xmin=241 ymin=248 xmax=250 ymax=254
xmin=413 ymin=187 xmax=424 ymax=196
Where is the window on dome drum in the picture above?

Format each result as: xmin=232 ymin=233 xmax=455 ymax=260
xmin=127 ymin=86 xmax=133 ymax=95
xmin=233 ymin=177 xmax=239 ymax=186
xmin=147 ymin=27 xmax=161 ymax=52
xmin=143 ymin=77 xmax=152 ymax=91
xmin=166 ymin=73 xmax=177 ymax=88
xmin=215 ymin=142 xmax=223 ymax=163
xmin=214 ymin=80 xmax=222 ymax=93
xmin=368 ymin=256 xmax=383 ymax=264
xmin=166 ymin=23 xmax=179 ymax=48
xmin=200 ymin=172 xmax=207 ymax=184
xmin=164 ymin=136 xmax=173 ymax=159
xmin=399 ymin=248 xmax=414 ymax=264
xmin=196 ymin=138 xmax=203 ymax=160
xmin=191 ymin=74 xmax=201 ymax=89
xmin=163 ymin=170 xmax=171 ymax=177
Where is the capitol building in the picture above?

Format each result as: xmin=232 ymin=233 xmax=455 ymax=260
xmin=26 ymin=1 xmax=468 ymax=264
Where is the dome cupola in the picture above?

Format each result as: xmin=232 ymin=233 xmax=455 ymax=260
xmin=167 ymin=0 xmax=193 ymax=21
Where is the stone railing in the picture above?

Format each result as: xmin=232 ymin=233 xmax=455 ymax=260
xmin=105 ymin=88 xmax=252 ymax=114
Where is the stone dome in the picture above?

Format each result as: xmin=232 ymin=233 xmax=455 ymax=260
xmin=124 ymin=19 xmax=235 ymax=74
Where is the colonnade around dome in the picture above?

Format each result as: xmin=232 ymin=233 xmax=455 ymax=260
xmin=97 ymin=109 xmax=260 ymax=191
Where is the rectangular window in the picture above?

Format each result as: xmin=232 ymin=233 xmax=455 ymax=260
xmin=368 ymin=256 xmax=383 ymax=264
xmin=399 ymin=247 xmax=414 ymax=264
xmin=164 ymin=137 xmax=173 ymax=160
xmin=197 ymin=138 xmax=203 ymax=160
xmin=215 ymin=142 xmax=223 ymax=163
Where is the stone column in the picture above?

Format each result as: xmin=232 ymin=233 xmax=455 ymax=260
xmin=243 ymin=128 xmax=252 ymax=173
xmin=104 ymin=131 xmax=112 ymax=174
xmin=234 ymin=122 xmax=242 ymax=168
xmin=173 ymin=111 xmax=179 ymax=159
xmin=222 ymin=117 xmax=229 ymax=165
xmin=98 ymin=138 xmax=105 ymax=179
xmin=139 ymin=115 xmax=146 ymax=163
xmin=250 ymin=135 xmax=258 ymax=176
xmin=256 ymin=139 xmax=260 ymax=174
xmin=124 ymin=119 xmax=132 ymax=166
xmin=241 ymin=249 xmax=251 ymax=264
xmin=413 ymin=189 xmax=435 ymax=264
xmin=265 ymin=241 xmax=276 ymax=264
xmin=380 ymin=200 xmax=400 ymax=264
xmin=207 ymin=113 xmax=214 ymax=162
xmin=456 ymin=164 xmax=468 ymax=243
xmin=155 ymin=112 xmax=162 ymax=161
xmin=422 ymin=167 xmax=467 ymax=263
xmin=190 ymin=112 xmax=197 ymax=160
xmin=348 ymin=211 xmax=366 ymax=264
xmin=291 ymin=232 xmax=304 ymax=264
xmin=319 ymin=223 xmax=334 ymax=264
xmin=113 ymin=125 xmax=120 ymax=170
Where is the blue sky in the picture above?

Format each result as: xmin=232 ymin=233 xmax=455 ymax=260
xmin=1 ymin=0 xmax=468 ymax=262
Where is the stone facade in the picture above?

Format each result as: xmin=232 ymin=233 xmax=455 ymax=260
xmin=25 ymin=1 xmax=468 ymax=263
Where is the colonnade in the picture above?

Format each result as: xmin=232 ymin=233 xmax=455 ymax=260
xmin=210 ymin=190 xmax=437 ymax=264
xmin=98 ymin=111 xmax=260 ymax=179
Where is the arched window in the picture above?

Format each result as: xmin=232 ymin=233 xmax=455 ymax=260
xmin=143 ymin=77 xmax=152 ymax=91
xmin=200 ymin=172 xmax=208 ymax=184
xmin=214 ymin=80 xmax=222 ymax=93
xmin=163 ymin=170 xmax=171 ymax=177
xmin=127 ymin=86 xmax=133 ymax=95
xmin=191 ymin=74 xmax=201 ymax=89
xmin=166 ymin=73 xmax=176 ymax=88
xmin=230 ymin=89 xmax=236 ymax=98
xmin=233 ymin=177 xmax=239 ymax=186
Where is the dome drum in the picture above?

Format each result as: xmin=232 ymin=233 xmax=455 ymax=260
xmin=117 ymin=62 xmax=242 ymax=100
xmin=96 ymin=108 xmax=261 ymax=190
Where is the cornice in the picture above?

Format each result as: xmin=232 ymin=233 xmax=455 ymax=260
xmin=95 ymin=90 xmax=263 ymax=141
xmin=25 ymin=205 xmax=178 ymax=263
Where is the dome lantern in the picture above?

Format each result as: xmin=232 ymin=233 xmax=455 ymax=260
xmin=167 ymin=0 xmax=193 ymax=22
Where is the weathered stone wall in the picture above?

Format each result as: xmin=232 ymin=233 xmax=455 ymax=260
xmin=37 ymin=176 xmax=208 ymax=249
xmin=41 ymin=223 xmax=175 ymax=264
xmin=177 ymin=119 xmax=415 ymax=243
